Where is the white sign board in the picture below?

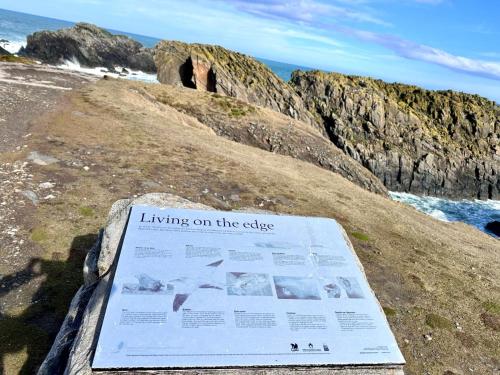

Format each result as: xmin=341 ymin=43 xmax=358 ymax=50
xmin=92 ymin=206 xmax=404 ymax=369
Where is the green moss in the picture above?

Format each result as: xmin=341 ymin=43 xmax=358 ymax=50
xmin=79 ymin=206 xmax=94 ymax=217
xmin=483 ymin=301 xmax=500 ymax=315
xmin=383 ymin=306 xmax=397 ymax=317
xmin=425 ymin=313 xmax=453 ymax=330
xmin=351 ymin=231 xmax=369 ymax=241
xmin=30 ymin=228 xmax=48 ymax=243
xmin=211 ymin=95 xmax=255 ymax=118
xmin=230 ymin=108 xmax=247 ymax=117
xmin=0 ymin=55 xmax=35 ymax=64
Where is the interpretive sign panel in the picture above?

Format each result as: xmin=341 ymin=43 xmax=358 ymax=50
xmin=92 ymin=206 xmax=405 ymax=369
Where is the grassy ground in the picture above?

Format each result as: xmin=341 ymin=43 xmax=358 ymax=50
xmin=0 ymin=55 xmax=35 ymax=64
xmin=0 ymin=77 xmax=498 ymax=374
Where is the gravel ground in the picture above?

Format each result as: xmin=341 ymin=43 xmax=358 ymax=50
xmin=0 ymin=62 xmax=96 ymax=152
xmin=0 ymin=62 xmax=98 ymax=373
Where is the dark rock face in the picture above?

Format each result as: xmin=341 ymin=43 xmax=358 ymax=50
xmin=20 ymin=23 xmax=156 ymax=73
xmin=154 ymin=41 xmax=320 ymax=130
xmin=485 ymin=221 xmax=500 ymax=236
xmin=291 ymin=70 xmax=500 ymax=200
xmin=0 ymin=45 xmax=10 ymax=56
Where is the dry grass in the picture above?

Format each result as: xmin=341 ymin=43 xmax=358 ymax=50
xmin=2 ymin=78 xmax=499 ymax=374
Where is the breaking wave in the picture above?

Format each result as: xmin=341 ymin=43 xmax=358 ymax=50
xmin=56 ymin=58 xmax=158 ymax=83
xmin=390 ymin=192 xmax=500 ymax=238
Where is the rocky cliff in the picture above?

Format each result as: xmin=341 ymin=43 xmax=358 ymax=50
xmin=20 ymin=23 xmax=156 ymax=73
xmin=291 ymin=70 xmax=499 ymax=199
xmin=154 ymin=41 xmax=319 ymax=129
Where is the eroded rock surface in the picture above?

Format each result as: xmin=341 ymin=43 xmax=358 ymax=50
xmin=291 ymin=70 xmax=500 ymax=199
xmin=153 ymin=41 xmax=319 ymax=130
xmin=20 ymin=23 xmax=156 ymax=73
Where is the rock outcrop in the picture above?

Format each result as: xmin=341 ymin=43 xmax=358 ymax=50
xmin=20 ymin=23 xmax=156 ymax=73
xmin=0 ymin=45 xmax=10 ymax=56
xmin=291 ymin=70 xmax=500 ymax=199
xmin=485 ymin=221 xmax=500 ymax=236
xmin=154 ymin=41 xmax=319 ymax=130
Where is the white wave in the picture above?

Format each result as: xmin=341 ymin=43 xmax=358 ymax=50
xmin=0 ymin=38 xmax=26 ymax=54
xmin=390 ymin=191 xmax=500 ymax=237
xmin=56 ymin=58 xmax=158 ymax=83
xmin=427 ymin=209 xmax=449 ymax=222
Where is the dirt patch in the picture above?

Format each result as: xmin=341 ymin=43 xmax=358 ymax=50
xmin=0 ymin=62 xmax=97 ymax=152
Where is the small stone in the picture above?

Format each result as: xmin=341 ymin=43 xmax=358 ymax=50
xmin=83 ymin=166 xmax=90 ymax=171
xmin=229 ymin=194 xmax=240 ymax=201
xmin=424 ymin=333 xmax=432 ymax=341
xmin=27 ymin=151 xmax=59 ymax=166
xmin=21 ymin=190 xmax=39 ymax=205
xmin=39 ymin=182 xmax=55 ymax=189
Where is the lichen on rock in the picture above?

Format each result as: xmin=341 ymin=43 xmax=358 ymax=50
xmin=291 ymin=70 xmax=500 ymax=199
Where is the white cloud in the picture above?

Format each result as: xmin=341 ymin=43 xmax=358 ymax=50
xmin=261 ymin=27 xmax=344 ymax=47
xmin=342 ymin=28 xmax=500 ymax=80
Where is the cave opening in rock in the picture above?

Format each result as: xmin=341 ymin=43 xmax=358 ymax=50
xmin=179 ymin=57 xmax=196 ymax=89
xmin=206 ymin=67 xmax=216 ymax=93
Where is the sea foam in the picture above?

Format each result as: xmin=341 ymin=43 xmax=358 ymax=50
xmin=390 ymin=192 xmax=500 ymax=237
xmin=0 ymin=39 xmax=26 ymax=54
xmin=56 ymin=58 xmax=158 ymax=83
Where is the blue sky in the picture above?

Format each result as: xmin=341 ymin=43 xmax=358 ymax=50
xmin=1 ymin=0 xmax=499 ymax=102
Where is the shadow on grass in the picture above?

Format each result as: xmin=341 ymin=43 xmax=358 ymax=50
xmin=0 ymin=233 xmax=98 ymax=374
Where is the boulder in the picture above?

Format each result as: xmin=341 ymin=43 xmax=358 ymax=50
xmin=153 ymin=41 xmax=320 ymax=131
xmin=20 ymin=23 xmax=156 ymax=73
xmin=291 ymin=70 xmax=500 ymax=200
xmin=485 ymin=221 xmax=500 ymax=236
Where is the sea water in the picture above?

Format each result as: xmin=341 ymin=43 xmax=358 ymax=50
xmin=0 ymin=8 xmax=160 ymax=81
xmin=1 ymin=8 xmax=498 ymax=237
xmin=390 ymin=192 xmax=499 ymax=238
